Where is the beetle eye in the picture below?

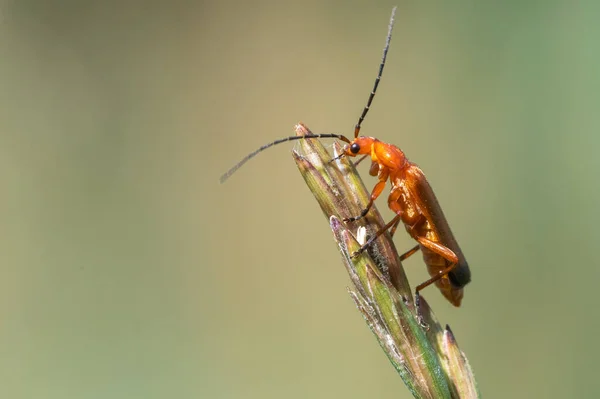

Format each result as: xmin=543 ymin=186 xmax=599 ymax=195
xmin=350 ymin=143 xmax=360 ymax=154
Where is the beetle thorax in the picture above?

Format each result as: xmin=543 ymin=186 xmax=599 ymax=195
xmin=372 ymin=139 xmax=407 ymax=172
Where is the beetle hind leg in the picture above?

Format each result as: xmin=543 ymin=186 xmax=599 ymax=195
xmin=412 ymin=237 xmax=459 ymax=327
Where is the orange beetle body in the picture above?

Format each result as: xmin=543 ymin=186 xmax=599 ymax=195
xmin=343 ymin=137 xmax=470 ymax=306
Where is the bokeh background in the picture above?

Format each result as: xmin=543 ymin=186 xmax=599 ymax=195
xmin=1 ymin=1 xmax=599 ymax=398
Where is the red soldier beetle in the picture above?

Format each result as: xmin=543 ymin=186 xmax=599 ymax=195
xmin=220 ymin=7 xmax=470 ymax=323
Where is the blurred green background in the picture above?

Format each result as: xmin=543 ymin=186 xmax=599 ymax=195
xmin=1 ymin=0 xmax=599 ymax=398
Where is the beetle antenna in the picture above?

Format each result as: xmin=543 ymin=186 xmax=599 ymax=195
xmin=354 ymin=6 xmax=397 ymax=138
xmin=220 ymin=133 xmax=351 ymax=183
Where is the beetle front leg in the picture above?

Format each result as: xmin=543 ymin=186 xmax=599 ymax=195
xmin=349 ymin=183 xmax=401 ymax=256
xmin=343 ymin=170 xmax=388 ymax=223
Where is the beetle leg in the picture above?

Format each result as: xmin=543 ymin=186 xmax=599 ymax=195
xmin=414 ymin=237 xmax=459 ymax=265
xmin=412 ymin=237 xmax=459 ymax=327
xmin=368 ymin=160 xmax=380 ymax=176
xmin=389 ymin=217 xmax=402 ymax=237
xmin=351 ymin=185 xmax=417 ymax=258
xmin=350 ymin=213 xmax=402 ymax=258
xmin=399 ymin=244 xmax=420 ymax=261
xmin=350 ymin=182 xmax=411 ymax=256
xmin=344 ymin=178 xmax=387 ymax=223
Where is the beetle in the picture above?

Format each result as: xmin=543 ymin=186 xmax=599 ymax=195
xmin=339 ymin=135 xmax=471 ymax=313
xmin=220 ymin=7 xmax=470 ymax=322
